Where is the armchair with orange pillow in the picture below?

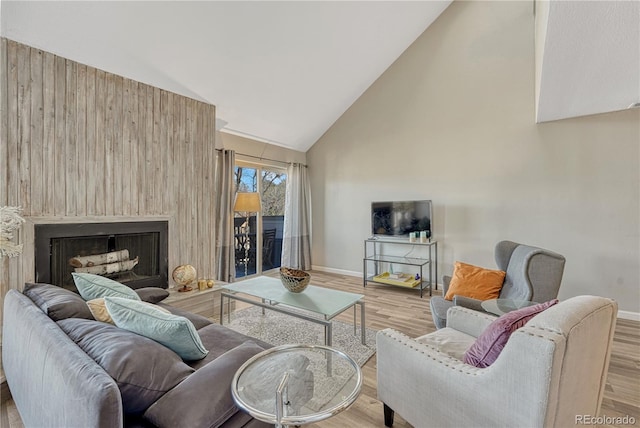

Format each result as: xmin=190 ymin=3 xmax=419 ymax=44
xmin=429 ymin=240 xmax=566 ymax=329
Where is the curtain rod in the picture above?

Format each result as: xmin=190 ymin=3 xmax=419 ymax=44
xmin=216 ymin=148 xmax=307 ymax=167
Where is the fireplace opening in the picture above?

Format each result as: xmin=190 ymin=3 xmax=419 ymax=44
xmin=35 ymin=221 xmax=168 ymax=292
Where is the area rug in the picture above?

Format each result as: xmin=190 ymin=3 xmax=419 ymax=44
xmin=225 ymin=306 xmax=377 ymax=412
xmin=225 ymin=305 xmax=377 ymax=367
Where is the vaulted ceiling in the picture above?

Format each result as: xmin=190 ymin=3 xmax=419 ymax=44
xmin=2 ymin=1 xmax=638 ymax=152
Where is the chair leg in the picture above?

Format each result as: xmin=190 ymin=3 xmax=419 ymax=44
xmin=383 ymin=403 xmax=394 ymax=427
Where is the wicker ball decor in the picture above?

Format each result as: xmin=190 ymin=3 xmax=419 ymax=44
xmin=280 ymin=267 xmax=310 ymax=293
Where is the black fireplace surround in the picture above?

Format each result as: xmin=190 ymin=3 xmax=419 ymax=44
xmin=35 ymin=221 xmax=168 ymax=292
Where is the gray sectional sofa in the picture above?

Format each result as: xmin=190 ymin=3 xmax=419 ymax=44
xmin=2 ymin=283 xmax=273 ymax=428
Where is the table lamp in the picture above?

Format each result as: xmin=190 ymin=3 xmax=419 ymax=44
xmin=234 ymin=192 xmax=262 ymax=278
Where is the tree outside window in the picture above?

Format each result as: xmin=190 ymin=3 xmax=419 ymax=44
xmin=234 ymin=167 xmax=286 ymax=215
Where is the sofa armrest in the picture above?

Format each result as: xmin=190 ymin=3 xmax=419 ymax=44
xmin=445 ymin=306 xmax=497 ymax=338
xmin=3 ymin=290 xmax=123 ymax=428
xmin=452 ymin=295 xmax=485 ymax=312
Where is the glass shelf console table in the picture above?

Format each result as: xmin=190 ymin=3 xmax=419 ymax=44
xmin=363 ymin=238 xmax=438 ymax=298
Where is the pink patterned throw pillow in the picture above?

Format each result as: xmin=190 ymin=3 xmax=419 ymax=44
xmin=463 ymin=299 xmax=559 ymax=368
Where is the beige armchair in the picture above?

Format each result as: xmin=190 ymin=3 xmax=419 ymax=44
xmin=377 ymin=296 xmax=617 ymax=427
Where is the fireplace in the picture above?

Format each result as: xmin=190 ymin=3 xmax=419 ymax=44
xmin=35 ymin=221 xmax=168 ymax=292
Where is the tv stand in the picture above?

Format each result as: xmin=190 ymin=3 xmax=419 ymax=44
xmin=363 ymin=238 xmax=438 ymax=298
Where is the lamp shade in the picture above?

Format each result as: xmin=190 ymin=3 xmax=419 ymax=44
xmin=234 ymin=192 xmax=262 ymax=213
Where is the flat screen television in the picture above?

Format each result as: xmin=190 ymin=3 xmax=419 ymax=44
xmin=371 ymin=200 xmax=432 ymax=238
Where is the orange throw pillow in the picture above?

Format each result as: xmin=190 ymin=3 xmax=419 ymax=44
xmin=444 ymin=261 xmax=506 ymax=301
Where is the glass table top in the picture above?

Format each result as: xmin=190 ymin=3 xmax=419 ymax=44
xmin=232 ymin=344 xmax=362 ymax=426
xmin=222 ymin=276 xmax=364 ymax=318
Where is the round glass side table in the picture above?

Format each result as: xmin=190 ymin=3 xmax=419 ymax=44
xmin=481 ymin=298 xmax=538 ymax=316
xmin=231 ymin=344 xmax=362 ymax=427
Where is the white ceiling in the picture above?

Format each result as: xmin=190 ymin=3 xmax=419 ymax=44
xmin=1 ymin=1 xmax=639 ymax=152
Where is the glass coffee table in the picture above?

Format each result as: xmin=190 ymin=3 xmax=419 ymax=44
xmin=231 ymin=344 xmax=362 ymax=427
xmin=481 ymin=298 xmax=538 ymax=316
xmin=220 ymin=276 xmax=366 ymax=346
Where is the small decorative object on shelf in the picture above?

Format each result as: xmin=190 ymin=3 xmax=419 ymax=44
xmin=207 ymin=279 xmax=215 ymax=288
xmin=279 ymin=267 xmax=310 ymax=293
xmin=197 ymin=278 xmax=207 ymax=291
xmin=172 ymin=264 xmax=197 ymax=292
xmin=0 ymin=206 xmax=25 ymax=258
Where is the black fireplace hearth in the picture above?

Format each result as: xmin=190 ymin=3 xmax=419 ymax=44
xmin=35 ymin=221 xmax=168 ymax=292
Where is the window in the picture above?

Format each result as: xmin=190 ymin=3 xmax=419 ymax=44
xmin=234 ymin=164 xmax=287 ymax=278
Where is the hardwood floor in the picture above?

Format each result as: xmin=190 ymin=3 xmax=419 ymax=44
xmin=1 ymin=270 xmax=638 ymax=427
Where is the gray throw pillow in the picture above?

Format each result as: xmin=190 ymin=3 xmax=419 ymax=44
xmin=58 ymin=318 xmax=194 ymax=415
xmin=23 ymin=282 xmax=94 ymax=321
xmin=143 ymin=341 xmax=265 ymax=428
xmin=135 ymin=287 xmax=170 ymax=304
xmin=187 ymin=323 xmax=271 ymax=369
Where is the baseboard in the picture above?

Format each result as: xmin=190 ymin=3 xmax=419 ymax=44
xmin=617 ymin=310 xmax=640 ymax=321
xmin=311 ymin=265 xmax=361 ymax=278
xmin=312 ymin=266 xmax=636 ymax=319
xmin=311 ymin=265 xmax=441 ymax=292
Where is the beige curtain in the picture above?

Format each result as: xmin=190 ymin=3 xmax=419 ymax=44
xmin=214 ymin=149 xmax=236 ymax=282
xmin=282 ymin=163 xmax=312 ymax=270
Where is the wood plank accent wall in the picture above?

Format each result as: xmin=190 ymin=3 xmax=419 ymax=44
xmin=0 ymin=38 xmax=218 ymax=332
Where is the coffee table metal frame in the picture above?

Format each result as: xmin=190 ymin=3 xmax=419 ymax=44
xmin=231 ymin=344 xmax=363 ymax=427
xmin=220 ymin=276 xmax=366 ymax=346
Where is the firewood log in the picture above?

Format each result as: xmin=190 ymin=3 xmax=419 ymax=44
xmin=69 ymin=249 xmax=130 ymax=268
xmin=74 ymin=257 xmax=139 ymax=275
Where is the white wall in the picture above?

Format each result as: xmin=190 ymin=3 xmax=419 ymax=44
xmin=306 ymin=1 xmax=640 ymax=313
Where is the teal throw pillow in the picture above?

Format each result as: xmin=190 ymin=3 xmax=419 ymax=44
xmin=72 ymin=272 xmax=141 ymax=301
xmin=104 ymin=297 xmax=209 ymax=361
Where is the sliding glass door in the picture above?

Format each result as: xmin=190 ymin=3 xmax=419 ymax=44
xmin=234 ymin=164 xmax=287 ymax=279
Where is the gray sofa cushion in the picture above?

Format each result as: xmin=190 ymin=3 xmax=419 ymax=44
xmin=220 ymin=411 xmax=272 ymax=428
xmin=23 ymin=282 xmax=95 ymax=321
xmin=143 ymin=341 xmax=266 ymax=428
xmin=189 ymin=323 xmax=272 ymax=370
xmin=58 ymin=318 xmax=195 ymax=415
